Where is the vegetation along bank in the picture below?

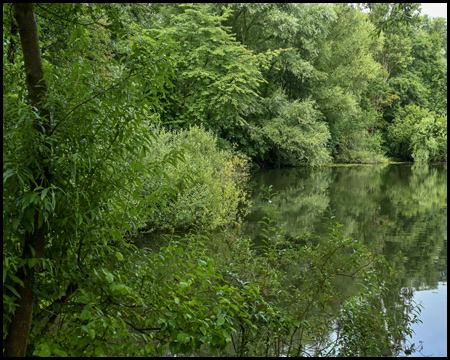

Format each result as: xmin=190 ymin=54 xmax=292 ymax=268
xmin=3 ymin=3 xmax=445 ymax=356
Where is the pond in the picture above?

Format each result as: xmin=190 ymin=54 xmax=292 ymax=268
xmin=242 ymin=163 xmax=447 ymax=357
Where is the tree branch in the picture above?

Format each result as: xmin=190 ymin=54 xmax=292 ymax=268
xmin=35 ymin=3 xmax=105 ymax=28
xmin=49 ymin=70 xmax=136 ymax=137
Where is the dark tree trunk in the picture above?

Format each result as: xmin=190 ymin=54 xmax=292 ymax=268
xmin=7 ymin=13 xmax=19 ymax=64
xmin=4 ymin=4 xmax=50 ymax=357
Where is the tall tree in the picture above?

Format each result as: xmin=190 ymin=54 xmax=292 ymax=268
xmin=5 ymin=4 xmax=49 ymax=356
xmin=311 ymin=4 xmax=386 ymax=162
xmin=3 ymin=3 xmax=173 ymax=356
xmin=215 ymin=3 xmax=336 ymax=165
xmin=150 ymin=3 xmax=265 ymax=133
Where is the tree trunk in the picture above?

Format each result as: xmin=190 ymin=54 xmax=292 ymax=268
xmin=4 ymin=4 xmax=50 ymax=357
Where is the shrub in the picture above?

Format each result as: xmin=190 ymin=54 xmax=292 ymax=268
xmin=335 ymin=130 xmax=388 ymax=164
xmin=140 ymin=125 xmax=251 ymax=231
xmin=411 ymin=115 xmax=447 ymax=163
xmin=388 ymin=105 xmax=437 ymax=160
xmin=260 ymin=94 xmax=332 ymax=166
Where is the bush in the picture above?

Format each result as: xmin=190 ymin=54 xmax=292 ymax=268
xmin=260 ymin=94 xmax=332 ymax=166
xmin=335 ymin=130 xmax=388 ymax=164
xmin=388 ymin=105 xmax=437 ymax=160
xmin=411 ymin=115 xmax=447 ymax=163
xmin=140 ymin=125 xmax=251 ymax=231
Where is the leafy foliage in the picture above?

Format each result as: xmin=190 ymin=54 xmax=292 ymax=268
xmin=3 ymin=2 xmax=175 ymax=354
xmin=138 ymin=125 xmax=251 ymax=231
xmin=411 ymin=115 xmax=447 ymax=163
xmin=150 ymin=4 xmax=265 ymax=133
xmin=19 ymin=189 xmax=422 ymax=357
xmin=388 ymin=105 xmax=438 ymax=160
xmin=2 ymin=2 xmax=442 ymax=357
xmin=116 ymin=2 xmax=447 ymax=165
xmin=259 ymin=94 xmax=331 ymax=166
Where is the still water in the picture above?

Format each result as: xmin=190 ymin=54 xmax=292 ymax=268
xmin=242 ymin=164 xmax=447 ymax=357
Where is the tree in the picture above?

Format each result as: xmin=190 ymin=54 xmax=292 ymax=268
xmin=362 ymin=3 xmax=447 ymax=162
xmin=360 ymin=3 xmax=421 ymax=37
xmin=410 ymin=15 xmax=447 ymax=117
xmin=3 ymin=3 xmax=173 ymax=355
xmin=150 ymin=3 xmax=265 ymax=134
xmin=388 ymin=105 xmax=435 ymax=160
xmin=255 ymin=93 xmax=331 ymax=166
xmin=311 ymin=4 xmax=387 ymax=162
xmin=217 ymin=3 xmax=336 ymax=165
xmin=411 ymin=115 xmax=447 ymax=163
xmin=4 ymin=4 xmax=50 ymax=356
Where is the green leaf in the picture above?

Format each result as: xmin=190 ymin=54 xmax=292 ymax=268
xmin=6 ymin=285 xmax=21 ymax=298
xmin=115 ymin=252 xmax=124 ymax=261
xmin=109 ymin=283 xmax=128 ymax=296
xmin=95 ymin=347 xmax=105 ymax=356
xmin=207 ymin=258 xmax=214 ymax=272
xmin=123 ymin=222 xmax=132 ymax=233
xmin=102 ymin=269 xmax=114 ymax=283
xmin=81 ymin=309 xmax=92 ymax=320
xmin=41 ymin=188 xmax=49 ymax=201
xmin=177 ymin=332 xmax=190 ymax=344
xmin=52 ymin=348 xmax=68 ymax=357
xmin=28 ymin=257 xmax=39 ymax=269
xmin=8 ymin=273 xmax=24 ymax=287
xmin=3 ymin=169 xmax=16 ymax=182
xmin=33 ymin=343 xmax=51 ymax=357
xmin=53 ymin=302 xmax=61 ymax=313
xmin=157 ymin=345 xmax=167 ymax=355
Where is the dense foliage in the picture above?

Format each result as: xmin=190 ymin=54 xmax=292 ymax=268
xmin=2 ymin=2 xmax=442 ymax=357
xmin=120 ymin=3 xmax=446 ymax=165
xmin=137 ymin=125 xmax=251 ymax=231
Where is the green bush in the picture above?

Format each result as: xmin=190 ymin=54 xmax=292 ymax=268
xmin=411 ymin=115 xmax=447 ymax=163
xmin=388 ymin=105 xmax=437 ymax=160
xmin=140 ymin=125 xmax=251 ymax=231
xmin=259 ymin=94 xmax=332 ymax=166
xmin=335 ymin=130 xmax=388 ymax=164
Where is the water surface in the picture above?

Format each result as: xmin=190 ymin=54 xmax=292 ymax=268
xmin=242 ymin=164 xmax=447 ymax=356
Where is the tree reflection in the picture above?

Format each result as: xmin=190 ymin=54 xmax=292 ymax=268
xmin=242 ymin=164 xmax=446 ymax=354
xmin=244 ymin=164 xmax=447 ymax=291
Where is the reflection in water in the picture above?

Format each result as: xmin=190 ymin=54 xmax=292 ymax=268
xmin=242 ymin=164 xmax=447 ymax=356
xmin=133 ymin=164 xmax=446 ymax=356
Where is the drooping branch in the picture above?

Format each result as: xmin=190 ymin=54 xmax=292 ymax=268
xmin=49 ymin=70 xmax=137 ymax=137
xmin=35 ymin=3 xmax=104 ymax=28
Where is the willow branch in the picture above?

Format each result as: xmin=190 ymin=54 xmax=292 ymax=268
xmin=35 ymin=3 xmax=105 ymax=28
xmin=49 ymin=71 xmax=136 ymax=137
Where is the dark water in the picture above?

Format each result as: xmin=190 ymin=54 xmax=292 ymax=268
xmin=242 ymin=164 xmax=447 ymax=357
